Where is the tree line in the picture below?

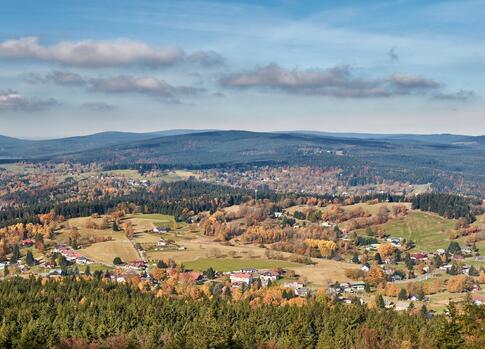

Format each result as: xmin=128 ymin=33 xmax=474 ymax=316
xmin=412 ymin=193 xmax=475 ymax=221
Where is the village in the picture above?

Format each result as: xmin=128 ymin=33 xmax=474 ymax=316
xmin=0 ymin=197 xmax=483 ymax=314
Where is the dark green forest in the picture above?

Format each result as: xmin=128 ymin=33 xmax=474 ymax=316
xmin=412 ymin=193 xmax=476 ymax=221
xmin=3 ymin=130 xmax=485 ymax=195
xmin=0 ymin=277 xmax=483 ymax=349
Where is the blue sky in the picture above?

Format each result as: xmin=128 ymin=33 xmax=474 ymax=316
xmin=0 ymin=0 xmax=483 ymax=138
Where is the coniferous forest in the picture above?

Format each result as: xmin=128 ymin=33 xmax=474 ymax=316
xmin=0 ymin=277 xmax=483 ymax=349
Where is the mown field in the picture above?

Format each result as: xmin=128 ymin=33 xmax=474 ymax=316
xmin=285 ymin=202 xmax=412 ymax=216
xmin=183 ymin=258 xmax=301 ymax=272
xmin=58 ymin=214 xmax=183 ymax=265
xmin=379 ymin=211 xmax=456 ymax=251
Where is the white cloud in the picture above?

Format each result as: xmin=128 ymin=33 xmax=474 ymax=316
xmin=220 ymin=64 xmax=455 ymax=98
xmin=0 ymin=37 xmax=223 ymax=67
xmin=25 ymin=71 xmax=86 ymax=85
xmin=82 ymin=102 xmax=116 ymax=112
xmin=89 ymin=76 xmax=204 ymax=99
xmin=0 ymin=90 xmax=60 ymax=111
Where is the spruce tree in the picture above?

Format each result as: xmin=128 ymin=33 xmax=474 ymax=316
xmin=375 ymin=294 xmax=385 ymax=308
xmin=26 ymin=251 xmax=35 ymax=266
xmin=11 ymin=244 xmax=20 ymax=263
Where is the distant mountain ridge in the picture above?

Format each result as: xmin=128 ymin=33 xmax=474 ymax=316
xmin=0 ymin=129 xmax=484 ymax=164
xmin=0 ymin=129 xmax=213 ymax=159
xmin=2 ymin=129 xmax=485 ymax=194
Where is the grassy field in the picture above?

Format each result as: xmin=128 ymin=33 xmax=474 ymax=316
xmin=292 ymin=259 xmax=356 ymax=286
xmin=79 ymin=240 xmax=139 ymax=265
xmin=379 ymin=211 xmax=456 ymax=251
xmin=60 ymin=216 xmax=140 ymax=265
xmin=477 ymin=241 xmax=485 ymax=255
xmin=71 ymin=169 xmax=198 ymax=182
xmin=183 ymin=258 xmax=301 ymax=272
xmin=0 ymin=163 xmax=38 ymax=174
xmin=286 ymin=202 xmax=412 ymax=216
xmin=128 ymin=213 xmax=186 ymax=233
xmin=146 ymin=235 xmax=357 ymax=286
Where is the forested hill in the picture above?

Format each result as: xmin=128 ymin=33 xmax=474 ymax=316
xmin=50 ymin=130 xmax=485 ymax=195
xmin=0 ymin=130 xmax=210 ymax=159
xmin=2 ymin=130 xmax=485 ymax=195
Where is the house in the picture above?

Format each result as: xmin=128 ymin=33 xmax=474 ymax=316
xmin=395 ymin=301 xmax=411 ymax=311
xmin=48 ymin=269 xmax=63 ymax=276
xmin=436 ymin=248 xmax=446 ymax=255
xmin=274 ymin=212 xmax=283 ymax=218
xmin=350 ymin=282 xmax=366 ymax=292
xmin=75 ymin=256 xmax=93 ymax=265
xmin=386 ymin=237 xmax=402 ymax=247
xmin=440 ymin=264 xmax=453 ymax=271
xmin=471 ymin=294 xmax=485 ymax=306
xmin=365 ymin=243 xmax=380 ymax=252
xmin=260 ymin=271 xmax=279 ymax=286
xmin=294 ymin=287 xmax=310 ymax=297
xmin=180 ymin=271 xmax=204 ymax=284
xmin=390 ymin=274 xmax=403 ymax=282
xmin=361 ymin=263 xmax=370 ymax=272
xmin=284 ymin=281 xmax=309 ymax=296
xmin=126 ymin=260 xmax=147 ymax=270
xmin=230 ymin=272 xmax=252 ymax=286
xmin=327 ymin=283 xmax=343 ymax=294
xmin=384 ymin=300 xmax=395 ymax=309
xmin=240 ymin=269 xmax=257 ymax=274
xmin=412 ymin=252 xmax=428 ymax=261
xmin=284 ymin=281 xmax=305 ymax=289
xmin=21 ymin=239 xmax=34 ymax=247
xmin=157 ymin=239 xmax=168 ymax=247
xmin=153 ymin=226 xmax=169 ymax=234
xmin=384 ymin=257 xmax=395 ymax=265
xmin=462 ymin=247 xmax=473 ymax=256
xmin=0 ymin=262 xmax=8 ymax=270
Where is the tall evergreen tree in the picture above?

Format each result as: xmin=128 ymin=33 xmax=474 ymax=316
xmin=10 ymin=244 xmax=20 ymax=263
xmin=26 ymin=251 xmax=35 ymax=266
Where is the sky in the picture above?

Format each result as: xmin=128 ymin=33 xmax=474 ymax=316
xmin=0 ymin=0 xmax=484 ymax=138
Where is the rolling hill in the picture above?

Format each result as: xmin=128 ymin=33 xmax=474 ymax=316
xmin=0 ymin=130 xmax=209 ymax=159
xmin=2 ymin=129 xmax=485 ymax=194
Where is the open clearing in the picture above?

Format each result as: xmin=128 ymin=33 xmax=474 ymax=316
xmin=60 ymin=214 xmax=358 ymax=285
xmin=286 ymin=202 xmax=412 ymax=216
xmin=59 ymin=216 xmax=147 ymax=264
xmin=79 ymin=240 xmax=139 ymax=264
xmin=292 ymin=259 xmax=356 ymax=286
xmin=183 ymin=258 xmax=301 ymax=272
xmin=71 ymin=169 xmax=198 ymax=182
xmin=379 ymin=211 xmax=455 ymax=251
xmin=146 ymin=235 xmax=357 ymax=286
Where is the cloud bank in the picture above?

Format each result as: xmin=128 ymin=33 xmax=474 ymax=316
xmin=25 ymin=71 xmax=204 ymax=102
xmin=0 ymin=37 xmax=223 ymax=67
xmin=82 ymin=102 xmax=116 ymax=112
xmin=0 ymin=90 xmax=60 ymax=112
xmin=220 ymin=64 xmax=471 ymax=100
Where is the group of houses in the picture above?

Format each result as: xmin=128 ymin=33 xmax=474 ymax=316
xmin=228 ymin=269 xmax=286 ymax=289
xmin=125 ymin=260 xmax=147 ymax=271
xmin=284 ymin=281 xmax=310 ymax=297
xmin=54 ymin=245 xmax=93 ymax=265
xmin=153 ymin=226 xmax=170 ymax=234
xmin=328 ymin=281 xmax=367 ymax=295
